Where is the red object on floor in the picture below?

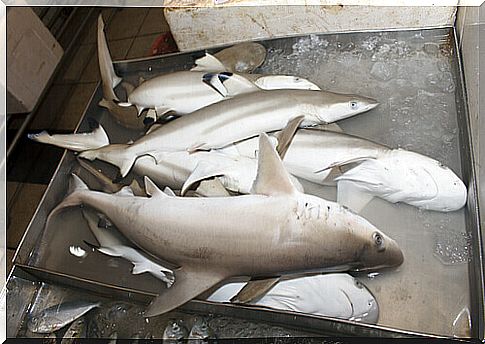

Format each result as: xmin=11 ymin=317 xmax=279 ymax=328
xmin=150 ymin=32 xmax=178 ymax=56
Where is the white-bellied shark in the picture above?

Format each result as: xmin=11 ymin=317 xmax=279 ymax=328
xmin=228 ymin=128 xmax=467 ymax=212
xmin=47 ymin=134 xmax=403 ymax=317
xmin=207 ymin=273 xmax=379 ymax=323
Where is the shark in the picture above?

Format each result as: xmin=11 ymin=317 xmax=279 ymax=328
xmin=78 ymin=85 xmax=378 ymax=178
xmin=28 ymin=118 xmax=305 ymax=195
xmin=97 ymin=14 xmax=328 ymax=125
xmin=46 ymin=133 xmax=403 ymax=317
xmin=228 ymin=128 xmax=468 ymax=212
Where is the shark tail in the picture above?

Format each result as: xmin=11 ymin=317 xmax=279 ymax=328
xmin=98 ymin=14 xmax=122 ymax=101
xmin=78 ymin=143 xmax=137 ymax=178
xmin=27 ymin=124 xmax=110 ymax=152
xmin=45 ymin=174 xmax=90 ymax=229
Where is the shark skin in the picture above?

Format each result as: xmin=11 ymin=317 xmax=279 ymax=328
xmin=28 ymin=125 xmax=304 ymax=195
xmin=229 ymin=129 xmax=468 ymax=212
xmin=78 ymin=88 xmax=378 ymax=178
xmin=97 ymin=13 xmax=323 ymax=124
xmin=46 ymin=134 xmax=403 ymax=317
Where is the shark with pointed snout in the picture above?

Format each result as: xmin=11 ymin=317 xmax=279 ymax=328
xmin=46 ymin=134 xmax=403 ymax=317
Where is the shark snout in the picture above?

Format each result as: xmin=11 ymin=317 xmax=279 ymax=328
xmin=363 ymin=96 xmax=379 ymax=111
xmin=386 ymin=239 xmax=404 ymax=268
xmin=357 ymin=235 xmax=404 ymax=271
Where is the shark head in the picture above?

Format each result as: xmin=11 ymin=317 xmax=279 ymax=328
xmin=389 ymin=150 xmax=467 ymax=212
xmin=332 ymin=274 xmax=379 ymax=323
xmin=306 ymin=196 xmax=404 ymax=272
xmin=353 ymin=226 xmax=404 ymax=271
xmin=300 ymin=91 xmax=379 ymax=124
xmin=349 ymin=149 xmax=467 ymax=212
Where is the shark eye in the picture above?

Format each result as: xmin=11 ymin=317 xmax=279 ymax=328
xmin=373 ymin=232 xmax=386 ymax=252
xmin=354 ymin=279 xmax=364 ymax=289
xmin=350 ymin=101 xmax=359 ymax=110
xmin=437 ymin=161 xmax=448 ymax=170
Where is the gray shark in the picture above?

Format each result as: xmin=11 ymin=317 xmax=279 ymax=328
xmin=47 ymin=134 xmax=403 ymax=317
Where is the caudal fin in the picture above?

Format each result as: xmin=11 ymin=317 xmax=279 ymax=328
xmin=28 ymin=124 xmax=110 ymax=152
xmin=45 ymin=174 xmax=90 ymax=229
xmin=78 ymin=143 xmax=136 ymax=178
xmin=98 ymin=14 xmax=122 ymax=101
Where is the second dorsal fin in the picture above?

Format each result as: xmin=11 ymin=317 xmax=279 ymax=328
xmin=251 ymin=134 xmax=297 ymax=196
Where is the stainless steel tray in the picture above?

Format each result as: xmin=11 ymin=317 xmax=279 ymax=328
xmin=10 ymin=26 xmax=484 ymax=339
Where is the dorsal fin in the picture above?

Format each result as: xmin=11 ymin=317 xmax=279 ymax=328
xmin=202 ymin=72 xmax=257 ymax=98
xmin=251 ymin=134 xmax=297 ymax=196
xmin=163 ymin=187 xmax=176 ymax=197
xmin=144 ymin=177 xmax=166 ymax=198
xmin=191 ymin=53 xmax=227 ymax=72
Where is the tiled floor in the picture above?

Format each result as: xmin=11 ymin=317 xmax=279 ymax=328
xmin=5 ymin=7 xmax=174 ymax=276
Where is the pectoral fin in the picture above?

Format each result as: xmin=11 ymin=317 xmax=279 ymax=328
xmin=312 ymin=123 xmax=344 ymax=132
xmin=182 ymin=162 xmax=226 ymax=196
xmin=276 ymin=115 xmax=305 ymax=159
xmin=314 ymin=157 xmax=375 ymax=174
xmin=337 ymin=180 xmax=374 ymax=213
xmin=220 ymin=73 xmax=259 ymax=96
xmin=145 ymin=266 xmax=227 ymax=317
xmin=187 ymin=143 xmax=209 ymax=153
xmin=254 ymin=75 xmax=321 ymax=91
xmin=230 ymin=277 xmax=280 ymax=304
xmin=96 ymin=246 xmax=124 ymax=257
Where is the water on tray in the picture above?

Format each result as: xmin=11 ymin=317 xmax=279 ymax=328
xmin=258 ymin=28 xmax=470 ymax=336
